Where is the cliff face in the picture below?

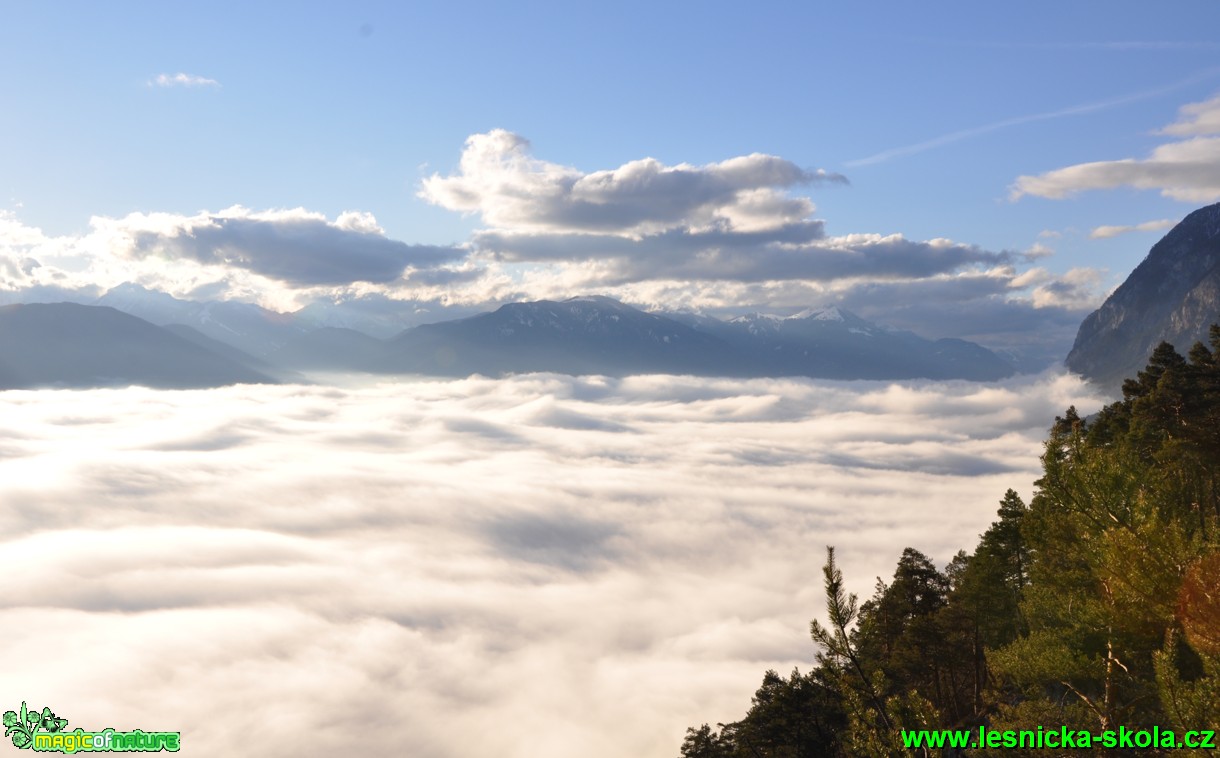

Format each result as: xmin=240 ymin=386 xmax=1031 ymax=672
xmin=1067 ymin=203 xmax=1220 ymax=392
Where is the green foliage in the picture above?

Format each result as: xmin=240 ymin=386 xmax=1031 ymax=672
xmin=1154 ymin=631 xmax=1220 ymax=757
xmin=682 ymin=333 xmax=1220 ymax=756
xmin=679 ymin=668 xmax=846 ymax=757
xmin=679 ymin=724 xmax=733 ymax=758
xmin=988 ymin=338 xmax=1220 ymax=737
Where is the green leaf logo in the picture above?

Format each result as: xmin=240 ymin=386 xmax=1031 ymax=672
xmin=38 ymin=708 xmax=67 ymax=734
xmin=3 ymin=702 xmax=70 ymax=750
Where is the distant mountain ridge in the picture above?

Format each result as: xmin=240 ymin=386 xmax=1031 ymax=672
xmin=271 ymin=296 xmax=1014 ymax=381
xmin=676 ymin=304 xmax=1014 ymax=380
xmin=95 ymin=283 xmax=305 ymax=357
xmin=0 ymin=303 xmax=276 ymax=389
xmin=385 ymin=296 xmax=734 ymax=377
xmin=0 ymin=289 xmax=1019 ymax=388
xmin=93 ymin=283 xmax=480 ymax=347
xmin=1067 ymin=202 xmax=1220 ymax=391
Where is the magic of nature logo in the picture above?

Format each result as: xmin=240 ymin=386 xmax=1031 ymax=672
xmin=3 ymin=702 xmax=179 ymax=753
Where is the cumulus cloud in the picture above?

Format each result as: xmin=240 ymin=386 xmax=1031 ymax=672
xmin=0 ymin=207 xmax=472 ymax=313
xmin=1159 ymin=94 xmax=1220 ymax=137
xmin=418 ymin=130 xmax=857 ymax=280
xmin=99 ymin=206 xmax=462 ymax=287
xmin=0 ymin=212 xmax=93 ymax=295
xmin=417 ymin=130 xmax=1025 ymax=293
xmin=1017 ymin=266 xmax=1108 ymax=309
xmin=473 ymin=229 xmax=1007 ymax=284
xmin=1023 ymin=242 xmax=1055 ymax=259
xmin=149 ymin=72 xmax=220 ymax=88
xmin=420 ymin=130 xmax=844 ymax=237
xmin=0 ymin=374 xmax=1103 ymax=757
xmin=1089 ymin=218 xmax=1178 ymax=239
xmin=1012 ymin=93 xmax=1220 ymax=203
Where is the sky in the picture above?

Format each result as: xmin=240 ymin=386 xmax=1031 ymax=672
xmin=0 ymin=373 xmax=1105 ymax=756
xmin=5 ymin=2 xmax=1220 ymax=359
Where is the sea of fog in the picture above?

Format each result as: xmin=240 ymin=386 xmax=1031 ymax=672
xmin=0 ymin=372 xmax=1104 ymax=757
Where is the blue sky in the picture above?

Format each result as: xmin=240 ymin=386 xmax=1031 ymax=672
xmin=4 ymin=1 xmax=1220 ymax=355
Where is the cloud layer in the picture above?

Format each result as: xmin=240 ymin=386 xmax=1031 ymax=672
xmin=1012 ymin=93 xmax=1220 ymax=203
xmin=0 ymin=373 xmax=1104 ymax=757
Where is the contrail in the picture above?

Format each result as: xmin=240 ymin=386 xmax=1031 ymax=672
xmin=845 ymin=67 xmax=1220 ymax=168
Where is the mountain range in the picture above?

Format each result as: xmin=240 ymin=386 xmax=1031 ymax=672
xmin=0 ymin=290 xmax=1016 ymax=389
xmin=227 ymin=294 xmax=1016 ymax=381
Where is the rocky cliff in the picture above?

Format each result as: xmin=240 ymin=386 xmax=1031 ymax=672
xmin=1066 ymin=203 xmax=1220 ymax=392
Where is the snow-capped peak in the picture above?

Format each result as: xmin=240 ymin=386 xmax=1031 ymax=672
xmin=564 ymin=295 xmax=623 ymax=306
xmin=729 ymin=313 xmax=782 ymax=323
xmin=788 ymin=306 xmax=844 ymax=322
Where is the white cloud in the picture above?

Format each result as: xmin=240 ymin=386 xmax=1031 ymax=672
xmin=0 ymin=207 xmax=466 ymax=312
xmin=1012 ymin=93 xmax=1220 ymax=202
xmin=417 ymin=131 xmax=1024 ymax=293
xmin=0 ymin=212 xmax=93 ymax=296
xmin=470 ymin=228 xmax=1009 ymax=284
xmin=419 ymin=130 xmax=843 ymax=237
xmin=0 ymin=374 xmax=1104 ymax=757
xmin=1159 ymin=94 xmax=1220 ymax=137
xmin=1088 ymin=218 xmax=1178 ymax=239
xmin=1007 ymin=265 xmax=1107 ymax=309
xmin=100 ymin=205 xmax=462 ymax=287
xmin=149 ymin=72 xmax=220 ymax=88
xmin=1024 ymin=242 xmax=1055 ymax=259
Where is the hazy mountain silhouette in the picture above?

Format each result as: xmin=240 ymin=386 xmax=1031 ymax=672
xmin=677 ymin=305 xmax=1015 ymax=380
xmin=161 ymin=323 xmax=304 ymax=383
xmin=369 ymin=297 xmax=1011 ymax=380
xmin=0 ymin=303 xmax=276 ymax=389
xmin=95 ymin=283 xmax=304 ymax=357
xmin=80 ymin=288 xmax=1016 ymax=381
xmin=387 ymin=296 xmax=734 ymax=376
xmin=269 ymin=327 xmax=390 ymax=372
